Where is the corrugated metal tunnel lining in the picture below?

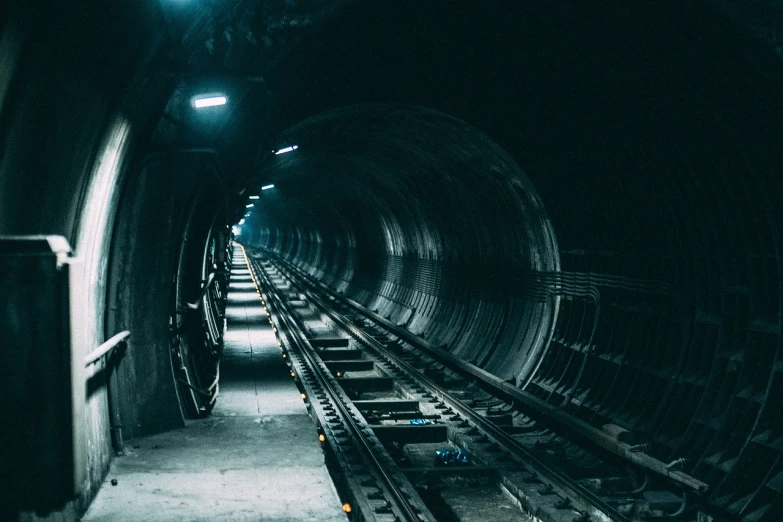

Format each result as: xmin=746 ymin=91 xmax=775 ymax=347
xmin=244 ymin=102 xmax=782 ymax=520
xmin=248 ymin=105 xmax=562 ymax=382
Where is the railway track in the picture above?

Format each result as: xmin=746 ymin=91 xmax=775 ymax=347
xmin=240 ymin=246 xmax=719 ymax=522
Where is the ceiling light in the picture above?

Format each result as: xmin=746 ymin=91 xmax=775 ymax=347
xmin=261 ymin=184 xmax=275 ymax=190
xmin=249 ymin=195 xmax=259 ymax=199
xmin=238 ymin=218 xmax=245 ymax=225
xmin=193 ymin=95 xmax=227 ymax=108
xmin=274 ymin=145 xmax=298 ymax=155
xmin=246 ymin=204 xmax=254 ymax=208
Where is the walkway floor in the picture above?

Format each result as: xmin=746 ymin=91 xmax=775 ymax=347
xmin=82 ymin=248 xmax=345 ymax=521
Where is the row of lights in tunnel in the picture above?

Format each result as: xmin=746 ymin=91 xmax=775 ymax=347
xmin=247 ymin=184 xmax=275 ymax=201
xmin=237 ymin=157 xmax=291 ymax=233
xmin=191 ymin=95 xmax=299 ymax=158
xmin=237 ymin=183 xmax=276 ymax=232
xmin=191 ymin=94 xmax=300 ymax=234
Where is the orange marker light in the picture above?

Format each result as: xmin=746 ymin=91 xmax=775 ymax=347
xmin=290 ymin=371 xmax=296 ymax=378
xmin=336 ymin=371 xmax=341 ymax=377
xmin=342 ymin=503 xmax=352 ymax=513
xmin=318 ymin=434 xmax=326 ymax=442
xmin=282 ymin=353 xmax=287 ymax=358
xmin=301 ymin=393 xmax=307 ymax=400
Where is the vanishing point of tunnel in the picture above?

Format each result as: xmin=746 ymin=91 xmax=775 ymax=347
xmin=1 ymin=1 xmax=782 ymax=521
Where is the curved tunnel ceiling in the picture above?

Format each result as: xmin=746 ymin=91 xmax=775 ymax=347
xmin=253 ymin=104 xmax=559 ymax=268
xmin=228 ymin=2 xmax=783 ymax=519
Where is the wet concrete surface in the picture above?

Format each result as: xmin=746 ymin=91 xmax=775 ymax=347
xmin=82 ymin=252 xmax=346 ymax=521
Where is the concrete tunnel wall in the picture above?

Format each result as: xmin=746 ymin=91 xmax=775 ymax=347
xmin=1 ymin=4 xmax=226 ymax=519
xmin=0 ymin=0 xmax=782 ymax=520
xmin=1 ymin=4 xmax=164 ymax=517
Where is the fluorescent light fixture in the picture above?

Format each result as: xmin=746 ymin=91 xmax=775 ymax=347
xmin=246 ymin=204 xmax=254 ymax=208
xmin=274 ymin=145 xmax=298 ymax=155
xmin=248 ymin=195 xmax=260 ymax=199
xmin=261 ymin=184 xmax=275 ymax=190
xmin=238 ymin=218 xmax=245 ymax=225
xmin=193 ymin=95 xmax=227 ymax=108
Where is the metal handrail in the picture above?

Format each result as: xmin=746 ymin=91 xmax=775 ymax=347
xmin=252 ymin=257 xmax=427 ymax=522
xmin=186 ymin=272 xmax=216 ymax=310
xmin=84 ymin=331 xmax=130 ymax=367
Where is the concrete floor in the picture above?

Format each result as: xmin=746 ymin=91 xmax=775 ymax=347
xmin=82 ymin=252 xmax=346 ymax=521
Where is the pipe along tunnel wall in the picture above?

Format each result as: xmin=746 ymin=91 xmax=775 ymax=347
xmin=1 ymin=0 xmax=783 ymax=520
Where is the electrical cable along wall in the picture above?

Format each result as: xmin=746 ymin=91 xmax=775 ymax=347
xmin=170 ymin=181 xmax=228 ymax=419
xmin=525 ymin=133 xmax=783 ymax=517
xmin=105 ymin=153 xmax=228 ymax=439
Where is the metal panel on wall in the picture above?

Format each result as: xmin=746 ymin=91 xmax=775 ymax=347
xmin=0 ymin=235 xmax=84 ymax=513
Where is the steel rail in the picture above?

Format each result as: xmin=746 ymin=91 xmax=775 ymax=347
xmin=267 ymin=250 xmax=709 ymax=494
xmin=249 ymin=258 xmax=428 ymax=522
xmin=267 ymin=257 xmax=627 ymax=522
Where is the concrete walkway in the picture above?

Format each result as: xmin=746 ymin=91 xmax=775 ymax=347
xmin=82 ymin=248 xmax=345 ymax=521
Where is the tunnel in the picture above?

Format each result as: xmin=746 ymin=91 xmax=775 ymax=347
xmin=1 ymin=1 xmax=782 ymax=521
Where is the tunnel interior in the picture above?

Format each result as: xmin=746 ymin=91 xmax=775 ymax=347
xmin=1 ymin=1 xmax=782 ymax=520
